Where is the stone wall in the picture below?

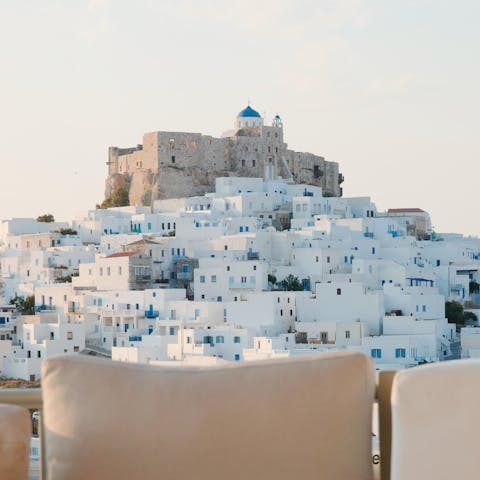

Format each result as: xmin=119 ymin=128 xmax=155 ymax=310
xmin=105 ymin=125 xmax=342 ymax=206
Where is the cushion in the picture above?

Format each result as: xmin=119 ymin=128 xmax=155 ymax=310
xmin=391 ymin=359 xmax=480 ymax=480
xmin=0 ymin=404 xmax=31 ymax=480
xmin=42 ymin=351 xmax=375 ymax=480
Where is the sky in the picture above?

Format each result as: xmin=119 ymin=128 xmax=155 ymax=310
xmin=1 ymin=0 xmax=479 ymax=234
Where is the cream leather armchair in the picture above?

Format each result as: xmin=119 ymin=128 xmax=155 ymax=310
xmin=390 ymin=359 xmax=480 ymax=480
xmin=1 ymin=350 xmax=376 ymax=480
xmin=0 ymin=404 xmax=31 ymax=480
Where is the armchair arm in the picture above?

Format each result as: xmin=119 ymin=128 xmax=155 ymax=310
xmin=0 ymin=404 xmax=31 ymax=480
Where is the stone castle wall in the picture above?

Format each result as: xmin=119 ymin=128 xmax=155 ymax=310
xmin=105 ymin=125 xmax=343 ymax=206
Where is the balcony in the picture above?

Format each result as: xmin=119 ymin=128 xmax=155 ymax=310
xmin=128 ymin=336 xmax=142 ymax=342
xmin=35 ymin=305 xmax=55 ymax=313
xmin=134 ymin=275 xmax=152 ymax=283
xmin=144 ymin=310 xmax=159 ymax=319
xmin=247 ymin=251 xmax=259 ymax=260
xmin=176 ymin=272 xmax=191 ymax=280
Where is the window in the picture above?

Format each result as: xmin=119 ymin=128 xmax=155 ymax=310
xmin=252 ymin=160 xmax=256 ymax=167
xmin=234 ymin=336 xmax=241 ymax=343
xmin=200 ymin=275 xmax=205 ymax=283
xmin=183 ymin=265 xmax=189 ymax=273
xmin=107 ymin=267 xmax=111 ymax=276
xmin=371 ymin=349 xmax=382 ymax=359
xmin=336 ymin=288 xmax=342 ymax=295
xmin=37 ymin=351 xmax=41 ymax=358
xmin=211 ymin=275 xmax=217 ymax=283
xmin=74 ymin=346 xmax=79 ymax=352
xmin=422 ymin=305 xmax=427 ymax=312
xmin=345 ymin=330 xmax=351 ymax=339
xmin=171 ymin=155 xmax=175 ymax=163
xmin=67 ymin=332 xmax=73 ymax=340
xmin=216 ymin=336 xmax=225 ymax=343
xmin=327 ymin=256 xmax=330 ymax=263
xmin=253 ymin=265 xmax=256 ymax=271
xmin=226 ymin=266 xmax=230 ymax=271
xmin=204 ymin=336 xmax=213 ymax=345
xmin=169 ymin=327 xmax=175 ymax=336
xmin=241 ymin=276 xmax=247 ymax=283
xmin=395 ymin=348 xmax=406 ymax=358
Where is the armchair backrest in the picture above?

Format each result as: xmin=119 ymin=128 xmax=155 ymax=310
xmin=42 ymin=351 xmax=375 ymax=480
xmin=391 ymin=359 xmax=480 ymax=480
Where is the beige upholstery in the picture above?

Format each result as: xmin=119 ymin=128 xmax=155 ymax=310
xmin=391 ymin=359 xmax=480 ymax=480
xmin=0 ymin=404 xmax=31 ymax=480
xmin=42 ymin=351 xmax=375 ymax=480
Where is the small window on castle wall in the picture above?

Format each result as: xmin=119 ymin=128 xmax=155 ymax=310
xmin=171 ymin=155 xmax=175 ymax=163
xmin=252 ymin=160 xmax=256 ymax=167
xmin=241 ymin=159 xmax=245 ymax=167
xmin=337 ymin=288 xmax=342 ymax=295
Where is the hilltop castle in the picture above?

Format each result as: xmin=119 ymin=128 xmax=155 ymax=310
xmin=105 ymin=106 xmax=344 ymax=206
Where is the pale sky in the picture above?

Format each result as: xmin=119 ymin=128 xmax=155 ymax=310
xmin=1 ymin=0 xmax=479 ymax=235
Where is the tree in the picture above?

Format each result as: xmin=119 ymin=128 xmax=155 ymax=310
xmin=445 ymin=301 xmax=464 ymax=324
xmin=98 ymin=187 xmax=130 ymax=209
xmin=9 ymin=294 xmax=35 ymax=315
xmin=469 ymin=281 xmax=480 ymax=295
xmin=37 ymin=214 xmax=54 ymax=223
xmin=58 ymin=228 xmax=78 ymax=235
xmin=445 ymin=301 xmax=478 ymax=331
xmin=268 ymin=274 xmax=277 ymax=285
xmin=282 ymin=274 xmax=304 ymax=291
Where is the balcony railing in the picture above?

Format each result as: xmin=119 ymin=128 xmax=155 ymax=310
xmin=145 ymin=310 xmax=160 ymax=319
xmin=35 ymin=305 xmax=55 ymax=312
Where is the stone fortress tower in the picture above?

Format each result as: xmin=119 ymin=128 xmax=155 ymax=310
xmin=105 ymin=105 xmax=344 ymax=206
